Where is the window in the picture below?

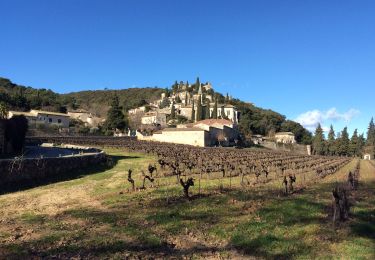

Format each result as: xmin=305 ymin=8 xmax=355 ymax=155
xmin=58 ymin=119 xmax=62 ymax=124
xmin=49 ymin=118 xmax=52 ymax=123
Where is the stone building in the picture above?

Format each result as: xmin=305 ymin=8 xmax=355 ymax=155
xmin=8 ymin=110 xmax=70 ymax=128
xmin=141 ymin=112 xmax=167 ymax=127
xmin=68 ymin=110 xmax=103 ymax=127
xmin=275 ymin=132 xmax=296 ymax=144
xmin=137 ymin=119 xmax=239 ymax=147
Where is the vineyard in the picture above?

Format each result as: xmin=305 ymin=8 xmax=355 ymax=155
xmin=28 ymin=136 xmax=352 ymax=194
xmin=0 ymin=137 xmax=373 ymax=259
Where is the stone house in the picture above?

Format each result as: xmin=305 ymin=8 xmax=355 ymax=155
xmin=137 ymin=127 xmax=210 ymax=147
xmin=275 ymin=132 xmax=296 ymax=144
xmin=8 ymin=110 xmax=70 ymax=128
xmin=68 ymin=110 xmax=103 ymax=127
xmin=137 ymin=119 xmax=239 ymax=147
xmin=194 ymin=119 xmax=239 ymax=145
xmin=141 ymin=112 xmax=167 ymax=127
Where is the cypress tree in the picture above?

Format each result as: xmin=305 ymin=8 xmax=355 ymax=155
xmin=205 ymin=102 xmax=211 ymax=119
xmin=170 ymin=102 xmax=176 ymax=119
xmin=312 ymin=124 xmax=325 ymax=155
xmin=195 ymin=77 xmax=200 ymax=92
xmin=212 ymin=98 xmax=218 ymax=119
xmin=327 ymin=125 xmax=336 ymax=155
xmin=196 ymin=96 xmax=202 ymax=121
xmin=191 ymin=100 xmax=195 ymax=122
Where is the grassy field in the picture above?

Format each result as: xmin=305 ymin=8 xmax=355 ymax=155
xmin=0 ymin=148 xmax=374 ymax=259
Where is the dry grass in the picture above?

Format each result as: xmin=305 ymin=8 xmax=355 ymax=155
xmin=0 ymin=148 xmax=374 ymax=259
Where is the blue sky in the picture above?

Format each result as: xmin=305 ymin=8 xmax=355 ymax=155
xmin=0 ymin=0 xmax=374 ymax=136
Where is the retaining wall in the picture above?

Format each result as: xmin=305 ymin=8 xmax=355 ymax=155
xmin=0 ymin=150 xmax=107 ymax=188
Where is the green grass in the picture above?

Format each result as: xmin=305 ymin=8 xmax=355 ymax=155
xmin=0 ymin=149 xmax=374 ymax=259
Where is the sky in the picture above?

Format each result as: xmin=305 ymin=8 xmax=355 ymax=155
xmin=0 ymin=0 xmax=374 ymax=136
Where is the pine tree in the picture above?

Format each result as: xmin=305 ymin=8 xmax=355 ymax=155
xmin=196 ymin=96 xmax=202 ymax=121
xmin=170 ymin=102 xmax=176 ymax=119
xmin=191 ymin=100 xmax=195 ymax=122
xmin=212 ymin=98 xmax=218 ymax=119
xmin=312 ymin=124 xmax=325 ymax=155
xmin=327 ymin=125 xmax=336 ymax=156
xmin=105 ymin=95 xmax=127 ymax=132
xmin=366 ymin=117 xmax=375 ymax=146
xmin=337 ymin=127 xmax=350 ymax=156
xmin=357 ymin=133 xmax=365 ymax=156
xmin=349 ymin=129 xmax=359 ymax=157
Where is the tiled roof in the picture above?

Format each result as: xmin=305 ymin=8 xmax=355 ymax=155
xmin=31 ymin=110 xmax=70 ymax=117
xmin=194 ymin=119 xmax=233 ymax=126
xmin=162 ymin=127 xmax=206 ymax=132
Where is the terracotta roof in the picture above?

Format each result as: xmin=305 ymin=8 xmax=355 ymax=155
xmin=9 ymin=111 xmax=37 ymax=117
xmin=275 ymin=132 xmax=295 ymax=136
xmin=194 ymin=119 xmax=233 ymax=126
xmin=162 ymin=127 xmax=206 ymax=132
xmin=31 ymin=110 xmax=70 ymax=117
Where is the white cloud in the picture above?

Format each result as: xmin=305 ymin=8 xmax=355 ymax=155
xmin=295 ymin=108 xmax=360 ymax=132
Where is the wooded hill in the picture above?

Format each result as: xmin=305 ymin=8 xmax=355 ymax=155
xmin=0 ymin=77 xmax=312 ymax=143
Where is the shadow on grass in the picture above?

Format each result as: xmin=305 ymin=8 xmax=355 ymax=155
xmin=0 ymin=155 xmax=133 ymax=195
xmin=1 ymin=206 xmax=229 ymax=259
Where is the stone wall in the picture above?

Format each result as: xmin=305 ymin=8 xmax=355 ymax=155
xmin=0 ymin=120 xmax=5 ymax=154
xmin=0 ymin=151 xmax=107 ymax=188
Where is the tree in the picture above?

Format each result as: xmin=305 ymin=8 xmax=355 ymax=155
xmin=5 ymin=115 xmax=28 ymax=153
xmin=337 ymin=127 xmax=350 ymax=156
xmin=159 ymin=97 xmax=171 ymax=109
xmin=172 ymin=80 xmax=179 ymax=92
xmin=184 ymin=92 xmax=188 ymax=106
xmin=327 ymin=125 xmax=336 ymax=156
xmin=366 ymin=117 xmax=375 ymax=146
xmin=220 ymin=105 xmax=225 ymax=119
xmin=191 ymin=100 xmax=195 ymax=122
xmin=356 ymin=133 xmax=366 ymax=157
xmin=195 ymin=77 xmax=200 ymax=93
xmin=170 ymin=102 xmax=176 ymax=119
xmin=0 ymin=102 xmax=9 ymax=119
xmin=205 ymin=102 xmax=211 ymax=119
xmin=104 ymin=95 xmax=127 ymax=132
xmin=349 ymin=129 xmax=359 ymax=156
xmin=175 ymin=95 xmax=182 ymax=104
xmin=212 ymin=98 xmax=218 ymax=119
xmin=312 ymin=124 xmax=325 ymax=155
xmin=196 ymin=96 xmax=203 ymax=121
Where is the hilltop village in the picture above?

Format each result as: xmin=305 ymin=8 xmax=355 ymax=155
xmin=1 ymin=77 xmax=299 ymax=150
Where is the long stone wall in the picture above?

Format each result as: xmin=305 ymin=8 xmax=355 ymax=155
xmin=0 ymin=150 xmax=107 ymax=188
xmin=0 ymin=120 xmax=5 ymax=154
